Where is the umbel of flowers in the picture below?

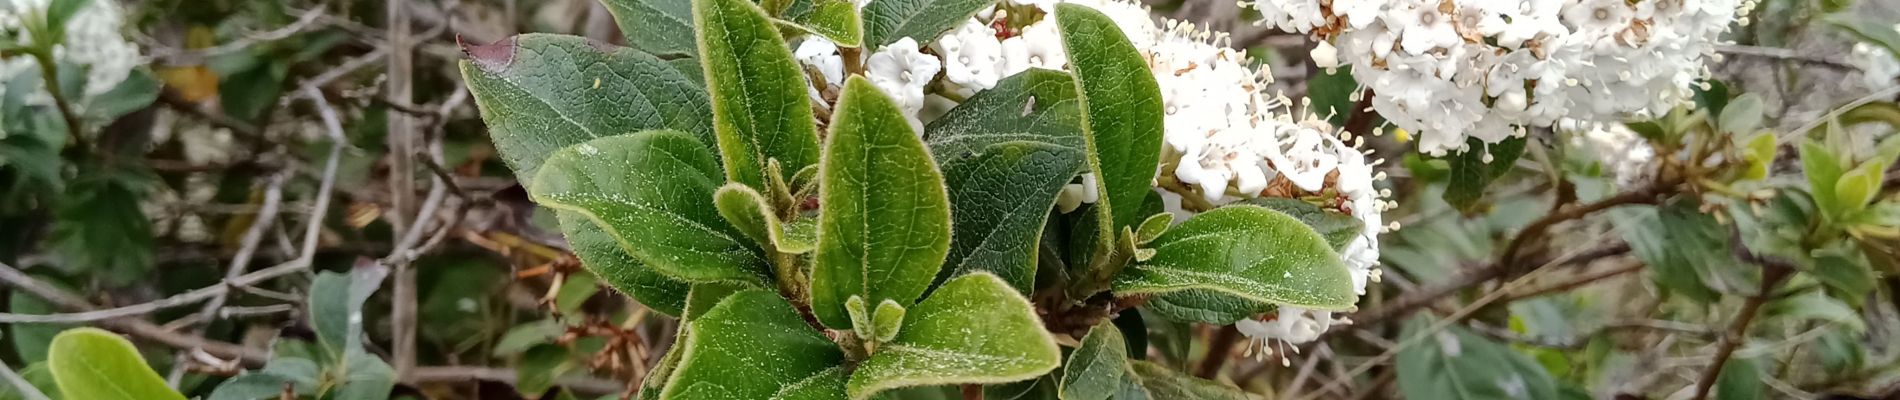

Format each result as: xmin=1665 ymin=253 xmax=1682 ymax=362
xmin=793 ymin=0 xmax=1391 ymax=356
xmin=1248 ymin=0 xmax=1752 ymax=155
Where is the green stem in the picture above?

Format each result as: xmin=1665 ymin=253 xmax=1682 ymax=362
xmin=35 ymin=51 xmax=86 ymax=153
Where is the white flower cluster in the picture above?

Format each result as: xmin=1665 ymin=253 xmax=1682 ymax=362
xmin=789 ymin=0 xmax=1391 ymax=354
xmin=1848 ymin=24 xmax=1900 ymax=90
xmin=1248 ymin=0 xmax=1750 ymax=156
xmin=0 ymin=0 xmax=141 ymax=102
xmin=1566 ymin=120 xmax=1655 ymax=187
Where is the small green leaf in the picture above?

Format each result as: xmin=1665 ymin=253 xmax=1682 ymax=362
xmin=872 ymin=299 xmax=907 ymax=343
xmin=461 ymin=34 xmax=714 ymax=183
xmin=559 ymin=212 xmax=691 ymax=317
xmin=715 ymin=182 xmax=813 ymax=255
xmin=848 ymin=295 xmax=876 ymax=340
xmin=46 ymin=328 xmax=185 ymax=400
xmin=1133 ymin=213 xmax=1172 ymax=245
xmin=1141 ymin=290 xmax=1272 ymax=325
xmin=1114 ymin=205 xmax=1357 ymax=311
xmin=10 ymin=277 xmax=71 ymax=363
xmin=925 ymin=69 xmax=1085 ymax=156
xmin=812 ymin=77 xmax=953 ymax=329
xmin=1443 ymin=136 xmax=1526 ymax=212
xmin=1803 ymin=140 xmax=1847 ymax=221
xmin=599 ymin=0 xmax=698 ymax=56
xmin=778 ymin=0 xmax=863 ymax=46
xmin=1764 ymin=291 xmax=1866 ymax=333
xmin=1056 ymin=3 xmax=1166 ymax=235
xmin=1742 ymin=133 xmax=1776 ymax=181
xmin=862 ymin=0 xmax=996 ymax=48
xmin=1061 ymin=322 xmax=1129 ymax=400
xmin=1395 ymin=317 xmax=1559 ymax=400
xmin=334 ymin=351 xmax=396 ymax=400
xmin=695 ymin=0 xmax=822 ymax=191
xmin=1306 ymin=66 xmax=1361 ymax=127
xmin=1835 ymin=160 xmax=1884 ymax=217
xmin=1717 ymin=93 xmax=1764 ymax=135
xmin=0 ymin=363 xmax=59 ymax=400
xmin=531 ymin=132 xmax=766 ymax=283
xmin=934 ymin=141 xmax=1084 ymax=293
xmin=1712 ymin=357 xmax=1764 ymax=400
xmin=663 ymin=290 xmax=846 ymax=400
xmin=848 ymin=273 xmax=1060 ymax=400
xmin=1244 ymin=198 xmax=1363 ymax=251
xmin=1125 ymin=361 xmax=1246 ymax=400
xmin=309 ymin=265 xmax=388 ymax=359
xmin=516 ymin=345 xmax=575 ymax=397
xmin=781 ymin=218 xmax=819 ymax=253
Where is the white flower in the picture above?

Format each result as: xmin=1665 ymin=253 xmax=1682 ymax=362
xmin=1387 ymin=0 xmax=1462 ymax=55
xmin=1001 ymin=20 xmax=1068 ymax=76
xmin=933 ymin=19 xmax=1006 ymax=91
xmin=0 ymin=0 xmax=140 ymax=104
xmin=1850 ymin=34 xmax=1900 ymax=89
xmin=794 ymin=37 xmax=845 ymax=87
xmin=1264 ymin=123 xmax=1341 ymax=191
xmin=1010 ymin=0 xmax=1061 ymax=12
xmin=865 ymin=37 xmax=942 ymax=117
xmin=1237 ymin=307 xmax=1334 ymax=350
xmin=1310 ymin=40 xmax=1340 ymax=69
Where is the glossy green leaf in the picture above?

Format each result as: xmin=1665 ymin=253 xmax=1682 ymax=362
xmin=812 ymin=77 xmax=953 ymax=329
xmin=1244 ymin=197 xmax=1364 ymax=251
xmin=559 ymin=211 xmax=691 ymax=317
xmin=1055 ymin=3 xmax=1166 ymax=234
xmin=1443 ymin=136 xmax=1526 ymax=212
xmin=778 ymin=0 xmax=863 ymax=46
xmin=1142 ymin=289 xmax=1271 ymax=325
xmin=925 ymin=69 xmax=1085 ymax=156
xmin=461 ymin=34 xmax=714 ymax=183
xmin=1395 ymin=317 xmax=1559 ymax=400
xmin=46 ymin=328 xmax=185 ymax=400
xmin=1125 ymin=361 xmax=1245 ymax=400
xmin=600 ymin=0 xmax=697 ymax=56
xmin=862 ymin=0 xmax=995 ymax=48
xmin=1061 ymin=322 xmax=1129 ymax=400
xmin=1113 ymin=205 xmax=1357 ymax=311
xmin=848 ymin=273 xmax=1061 ymax=400
xmin=663 ymin=290 xmax=846 ymax=400
xmin=695 ymin=0 xmax=822 ymax=191
xmin=934 ymin=141 xmax=1084 ymax=293
xmin=531 ymin=131 xmax=766 ymax=283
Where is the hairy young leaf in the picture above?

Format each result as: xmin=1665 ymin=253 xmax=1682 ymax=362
xmin=1055 ymin=3 xmax=1165 ymax=235
xmin=777 ymin=0 xmax=863 ymax=46
xmin=813 ymin=78 xmax=953 ymax=329
xmin=531 ymin=131 xmax=766 ymax=283
xmin=847 ymin=273 xmax=1060 ymax=400
xmin=862 ymin=0 xmax=995 ymax=48
xmin=925 ymin=68 xmax=1085 ymax=156
xmin=663 ymin=290 xmax=847 ymax=400
xmin=600 ymin=0 xmax=697 ymax=56
xmin=934 ymin=141 xmax=1084 ymax=293
xmin=694 ymin=0 xmax=822 ymax=191
xmin=46 ymin=328 xmax=185 ymax=400
xmin=1443 ymin=136 xmax=1526 ymax=211
xmin=1395 ymin=317 xmax=1558 ymax=400
xmin=461 ymin=34 xmax=714 ymax=182
xmin=1061 ymin=322 xmax=1130 ymax=400
xmin=1114 ymin=205 xmax=1357 ymax=311
xmin=558 ymin=212 xmax=691 ymax=317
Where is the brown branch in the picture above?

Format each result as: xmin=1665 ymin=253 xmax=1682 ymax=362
xmin=1195 ymin=325 xmax=1241 ymax=378
xmin=1500 ymin=259 xmax=1645 ymax=303
xmin=1349 ymin=241 xmax=1629 ymax=330
xmin=0 ymin=260 xmax=271 ymax=364
xmin=1499 ymin=186 xmax=1665 ymax=267
xmin=1690 ymin=227 xmax=1799 ymax=400
xmin=961 ymin=384 xmax=983 ymax=400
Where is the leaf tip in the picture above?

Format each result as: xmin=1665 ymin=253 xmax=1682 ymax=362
xmin=460 ymin=35 xmax=518 ymax=73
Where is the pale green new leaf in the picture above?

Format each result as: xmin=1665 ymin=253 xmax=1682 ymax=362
xmin=600 ymin=0 xmax=697 ymax=56
xmin=862 ymin=0 xmax=996 ymax=48
xmin=46 ymin=328 xmax=185 ymax=400
xmin=1055 ymin=3 xmax=1165 ymax=234
xmin=1113 ymin=205 xmax=1357 ymax=311
xmin=847 ymin=273 xmax=1060 ymax=400
xmin=530 ymin=131 xmax=767 ymax=283
xmin=713 ymin=183 xmax=815 ymax=254
xmin=694 ymin=0 xmax=822 ymax=191
xmin=662 ymin=290 xmax=846 ymax=400
xmin=558 ymin=211 xmax=691 ymax=317
xmin=461 ymin=34 xmax=714 ymax=183
xmin=1061 ymin=322 xmax=1129 ymax=400
xmin=813 ymin=77 xmax=953 ymax=329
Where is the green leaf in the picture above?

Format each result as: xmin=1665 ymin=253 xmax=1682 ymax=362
xmin=935 ymin=141 xmax=1084 ymax=293
xmin=1826 ymin=13 xmax=1900 ymax=60
xmin=1055 ymin=3 xmax=1166 ymax=234
xmin=1133 ymin=213 xmax=1172 ymax=245
xmin=684 ymin=282 xmax=752 ymax=321
xmin=517 ymin=345 xmax=575 ymax=397
xmin=871 ymin=299 xmax=907 ymax=343
xmin=600 ymin=0 xmax=698 ymax=56
xmin=1717 ymin=93 xmax=1764 ymax=135
xmin=662 ymin=290 xmax=847 ymax=400
xmin=862 ymin=0 xmax=996 ymax=48
xmin=208 ymin=358 xmax=320 ymax=400
xmin=44 ymin=0 xmax=91 ymax=45
xmin=925 ymin=69 xmax=1086 ymax=156
xmin=46 ymin=328 xmax=185 ymax=400
xmin=1742 ymin=133 xmax=1776 ymax=181
xmin=559 ymin=211 xmax=691 ymax=317
xmin=0 ymin=363 xmax=59 ymax=400
xmin=812 ymin=77 xmax=953 ymax=329
xmin=1306 ymin=66 xmax=1361 ymax=127
xmin=530 ymin=131 xmax=766 ymax=283
xmin=1803 ymin=141 xmax=1847 ymax=220
xmin=1712 ymin=357 xmax=1763 ymax=400
xmin=309 ymin=266 xmax=388 ymax=359
xmin=715 ymin=183 xmax=790 ymax=250
xmin=1141 ymin=290 xmax=1271 ymax=325
xmin=1443 ymin=136 xmax=1526 ymax=212
xmin=1244 ymin=197 xmax=1364 ymax=251
xmin=334 ymin=351 xmax=396 ymax=400
xmin=777 ymin=0 xmax=863 ymax=46
xmin=695 ymin=0 xmax=822 ymax=191
xmin=461 ymin=34 xmax=714 ymax=183
xmin=1124 ymin=361 xmax=1245 ymax=400
xmin=85 ymin=68 xmax=159 ymax=124
xmin=1114 ymin=205 xmax=1357 ymax=311
xmin=9 ymin=277 xmax=70 ymax=364
xmin=1764 ymin=291 xmax=1866 ymax=333
xmin=1061 ymin=322 xmax=1129 ymax=400
xmin=1395 ymin=317 xmax=1559 ymax=400
xmin=848 ymin=273 xmax=1060 ymax=400
xmin=1835 ymin=160 xmax=1884 ymax=217
xmin=1618 ymin=201 xmax=1752 ymax=303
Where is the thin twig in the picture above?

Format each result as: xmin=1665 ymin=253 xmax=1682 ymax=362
xmin=149 ymin=5 xmax=328 ymax=64
xmin=0 ymin=359 xmax=49 ymax=400
xmin=1689 ymin=227 xmax=1798 ymax=400
xmin=1779 ymin=85 xmax=1900 ymax=145
xmin=1716 ymin=45 xmax=1859 ymax=70
xmin=191 ymin=174 xmax=289 ymax=327
xmin=0 ymin=261 xmax=271 ymax=364
xmin=1349 ymin=241 xmax=1630 ymax=330
xmin=0 ymin=260 xmax=312 ymax=323
xmin=1501 ymin=259 xmax=1645 ymax=303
